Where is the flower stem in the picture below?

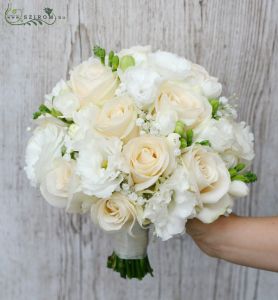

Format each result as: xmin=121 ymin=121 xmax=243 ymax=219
xmin=107 ymin=252 xmax=153 ymax=280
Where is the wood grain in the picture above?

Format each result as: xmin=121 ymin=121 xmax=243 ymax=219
xmin=0 ymin=0 xmax=277 ymax=299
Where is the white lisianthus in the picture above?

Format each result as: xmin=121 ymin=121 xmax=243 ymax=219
xmin=53 ymin=90 xmax=80 ymax=119
xmin=91 ymin=192 xmax=137 ymax=231
xmin=149 ymin=50 xmax=191 ymax=80
xmin=196 ymin=118 xmax=255 ymax=167
xmin=40 ymin=158 xmax=79 ymax=208
xmin=76 ymin=137 xmax=128 ymax=198
xmin=228 ymin=180 xmax=249 ymax=198
xmin=45 ymin=79 xmax=80 ymax=118
xmin=122 ymin=66 xmax=161 ymax=109
xmin=153 ymin=110 xmax=178 ymax=136
xmin=25 ymin=124 xmax=66 ymax=186
xmin=182 ymin=145 xmax=231 ymax=204
xmin=232 ymin=121 xmax=255 ymax=161
xmin=70 ymin=104 xmax=100 ymax=144
xmin=144 ymin=167 xmax=197 ymax=240
xmin=117 ymin=45 xmax=151 ymax=67
xmin=95 ymin=95 xmax=138 ymax=141
xmin=70 ymin=58 xmax=119 ymax=106
xmin=44 ymin=79 xmax=68 ymax=106
xmin=66 ymin=193 xmax=98 ymax=214
xmin=155 ymin=82 xmax=212 ymax=129
xmin=196 ymin=194 xmax=233 ymax=223
xmin=196 ymin=118 xmax=235 ymax=153
xmin=123 ymin=136 xmax=176 ymax=191
xmin=187 ymin=63 xmax=222 ymax=98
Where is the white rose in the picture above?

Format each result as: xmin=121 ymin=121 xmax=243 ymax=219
xmin=76 ymin=137 xmax=127 ymax=198
xmin=91 ymin=192 xmax=137 ymax=231
xmin=149 ymin=50 xmax=191 ymax=80
xmin=25 ymin=124 xmax=65 ymax=186
xmin=117 ymin=45 xmax=151 ymax=66
xmin=70 ymin=58 xmax=119 ymax=106
xmin=196 ymin=194 xmax=233 ymax=223
xmin=95 ymin=95 xmax=138 ymax=141
xmin=228 ymin=180 xmax=249 ymax=198
xmin=123 ymin=136 xmax=175 ymax=191
xmin=144 ymin=167 xmax=197 ymax=240
xmin=187 ymin=63 xmax=222 ymax=98
xmin=182 ymin=145 xmax=231 ymax=204
xmin=40 ymin=159 xmax=79 ymax=208
xmin=122 ymin=66 xmax=161 ymax=109
xmin=155 ymin=81 xmax=212 ymax=129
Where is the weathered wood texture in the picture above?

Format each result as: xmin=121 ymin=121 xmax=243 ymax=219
xmin=0 ymin=0 xmax=278 ymax=299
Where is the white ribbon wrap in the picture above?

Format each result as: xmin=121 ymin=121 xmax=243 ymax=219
xmin=111 ymin=223 xmax=149 ymax=259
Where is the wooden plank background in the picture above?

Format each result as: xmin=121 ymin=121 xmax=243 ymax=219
xmin=0 ymin=0 xmax=277 ymax=299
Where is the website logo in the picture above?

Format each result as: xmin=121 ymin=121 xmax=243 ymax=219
xmin=4 ymin=1 xmax=66 ymax=26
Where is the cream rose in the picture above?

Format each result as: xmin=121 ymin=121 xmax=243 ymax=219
xmin=40 ymin=159 xmax=79 ymax=208
xmin=123 ymin=136 xmax=175 ymax=191
xmin=91 ymin=192 xmax=137 ymax=231
xmin=70 ymin=58 xmax=119 ymax=106
xmin=155 ymin=81 xmax=212 ymax=129
xmin=182 ymin=145 xmax=231 ymax=204
xmin=95 ymin=95 xmax=138 ymax=141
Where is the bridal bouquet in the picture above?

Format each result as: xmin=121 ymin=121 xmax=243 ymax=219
xmin=25 ymin=45 xmax=256 ymax=280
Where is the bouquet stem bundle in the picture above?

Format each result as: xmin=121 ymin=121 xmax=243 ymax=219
xmin=107 ymin=252 xmax=153 ymax=280
xmin=107 ymin=223 xmax=153 ymax=279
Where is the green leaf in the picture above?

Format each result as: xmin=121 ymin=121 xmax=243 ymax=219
xmin=108 ymin=51 xmax=114 ymax=67
xmin=235 ymin=163 xmax=246 ymax=172
xmin=196 ymin=140 xmax=211 ymax=147
xmin=61 ymin=145 xmax=67 ymax=156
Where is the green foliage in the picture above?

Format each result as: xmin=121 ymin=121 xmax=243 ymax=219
xmin=32 ymin=103 xmax=73 ymax=125
xmin=229 ymin=163 xmax=257 ymax=183
xmin=186 ymin=129 xmax=193 ymax=146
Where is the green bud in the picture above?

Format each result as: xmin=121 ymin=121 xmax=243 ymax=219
xmin=93 ymin=45 xmax=106 ymax=65
xmin=33 ymin=111 xmax=41 ymax=119
xmin=108 ymin=51 xmax=114 ymax=67
xmin=39 ymin=104 xmax=51 ymax=114
xmin=209 ymin=99 xmax=220 ymax=119
xmin=186 ymin=129 xmax=193 ymax=146
xmin=174 ymin=121 xmax=185 ymax=136
xmin=119 ymin=55 xmax=135 ymax=71
xmin=112 ymin=55 xmax=119 ymax=72
xmin=180 ymin=138 xmax=187 ymax=149
xmin=243 ymin=172 xmax=257 ymax=183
